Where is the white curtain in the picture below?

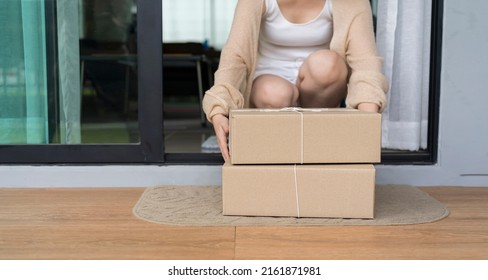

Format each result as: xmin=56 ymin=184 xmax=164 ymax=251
xmin=376 ymin=0 xmax=432 ymax=151
xmin=57 ymin=0 xmax=81 ymax=143
xmin=162 ymin=0 xmax=237 ymax=49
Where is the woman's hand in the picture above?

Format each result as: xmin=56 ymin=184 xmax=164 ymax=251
xmin=211 ymin=114 xmax=230 ymax=162
xmin=358 ymin=103 xmax=380 ymax=113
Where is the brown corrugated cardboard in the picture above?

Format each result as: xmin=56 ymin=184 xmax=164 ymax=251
xmin=222 ymin=162 xmax=376 ymax=219
xmin=229 ymin=108 xmax=381 ymax=164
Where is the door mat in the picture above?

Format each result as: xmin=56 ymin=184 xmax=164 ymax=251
xmin=133 ymin=185 xmax=449 ymax=226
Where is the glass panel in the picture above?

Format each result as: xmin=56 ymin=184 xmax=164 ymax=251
xmin=370 ymin=0 xmax=378 ymax=29
xmin=162 ymin=0 xmax=236 ymax=154
xmin=79 ymin=0 xmax=139 ymax=143
xmin=0 ymin=0 xmax=139 ymax=144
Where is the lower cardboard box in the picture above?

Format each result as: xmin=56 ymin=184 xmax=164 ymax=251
xmin=222 ymin=162 xmax=376 ymax=219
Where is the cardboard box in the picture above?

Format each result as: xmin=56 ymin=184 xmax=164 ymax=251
xmin=229 ymin=108 xmax=381 ymax=164
xmin=222 ymin=162 xmax=375 ymax=219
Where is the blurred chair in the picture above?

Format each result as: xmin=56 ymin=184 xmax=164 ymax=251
xmin=163 ymin=42 xmax=213 ymax=126
xmin=80 ymin=40 xmax=136 ymax=118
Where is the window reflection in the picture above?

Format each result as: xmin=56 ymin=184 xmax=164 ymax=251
xmin=162 ymin=0 xmax=235 ymax=154
xmin=80 ymin=0 xmax=139 ymax=144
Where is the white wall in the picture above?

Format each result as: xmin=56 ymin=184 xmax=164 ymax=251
xmin=1 ymin=0 xmax=487 ymax=188
xmin=0 ymin=165 xmax=222 ymax=188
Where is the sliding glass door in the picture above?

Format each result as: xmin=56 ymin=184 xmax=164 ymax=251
xmin=0 ymin=0 xmax=443 ymax=165
xmin=0 ymin=0 xmax=163 ymax=163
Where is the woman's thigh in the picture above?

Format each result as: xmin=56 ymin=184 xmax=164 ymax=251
xmin=250 ymin=74 xmax=299 ymax=108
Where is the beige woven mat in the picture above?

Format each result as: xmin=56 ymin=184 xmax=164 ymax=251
xmin=133 ymin=185 xmax=449 ymax=226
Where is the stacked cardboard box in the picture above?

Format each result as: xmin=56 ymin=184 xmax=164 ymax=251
xmin=222 ymin=108 xmax=381 ymax=219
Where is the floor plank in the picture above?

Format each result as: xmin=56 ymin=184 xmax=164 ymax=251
xmin=0 ymin=188 xmax=235 ymax=260
xmin=0 ymin=187 xmax=487 ymax=259
xmin=234 ymin=187 xmax=488 ymax=260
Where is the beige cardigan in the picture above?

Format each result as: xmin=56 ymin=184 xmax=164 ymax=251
xmin=202 ymin=0 xmax=388 ymax=122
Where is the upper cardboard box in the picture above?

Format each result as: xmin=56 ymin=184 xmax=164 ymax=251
xmin=229 ymin=108 xmax=381 ymax=164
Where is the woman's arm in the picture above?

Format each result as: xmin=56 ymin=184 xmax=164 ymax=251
xmin=202 ymin=0 xmax=264 ymax=160
xmin=202 ymin=0 xmax=264 ymax=122
xmin=344 ymin=0 xmax=388 ymax=113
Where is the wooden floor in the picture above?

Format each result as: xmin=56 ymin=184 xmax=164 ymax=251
xmin=0 ymin=187 xmax=487 ymax=260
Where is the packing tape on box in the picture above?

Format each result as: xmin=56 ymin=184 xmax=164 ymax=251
xmin=293 ymin=164 xmax=301 ymax=218
xmin=250 ymin=107 xmax=327 ymax=113
xmin=256 ymin=107 xmax=316 ymax=164
xmin=282 ymin=108 xmax=304 ymax=164
xmin=248 ymin=107 xmax=352 ymax=164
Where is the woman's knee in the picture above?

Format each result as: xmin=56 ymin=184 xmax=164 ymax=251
xmin=301 ymin=50 xmax=348 ymax=86
xmin=251 ymin=75 xmax=298 ymax=108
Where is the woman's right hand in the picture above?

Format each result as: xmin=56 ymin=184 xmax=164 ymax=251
xmin=211 ymin=114 xmax=230 ymax=162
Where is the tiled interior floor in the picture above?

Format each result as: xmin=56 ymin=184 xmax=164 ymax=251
xmin=81 ymin=117 xmax=216 ymax=153
xmin=164 ymin=118 xmax=216 ymax=153
xmin=81 ymin=121 xmax=140 ymax=144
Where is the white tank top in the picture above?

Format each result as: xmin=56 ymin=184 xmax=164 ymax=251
xmin=255 ymin=0 xmax=333 ymax=83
